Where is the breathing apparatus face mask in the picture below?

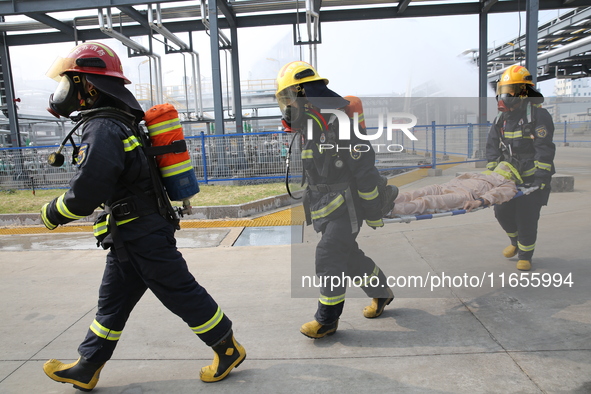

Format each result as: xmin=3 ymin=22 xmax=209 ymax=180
xmin=276 ymin=86 xmax=306 ymax=131
xmin=48 ymin=74 xmax=98 ymax=118
xmin=47 ymin=75 xmax=80 ymax=118
xmin=496 ymin=83 xmax=527 ymax=112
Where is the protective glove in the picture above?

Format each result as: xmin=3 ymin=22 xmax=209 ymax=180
xmin=519 ymin=186 xmax=539 ymax=195
xmin=531 ymin=178 xmax=546 ymax=190
xmin=40 ymin=203 xmax=58 ymax=230
xmin=378 ymin=176 xmax=399 ymax=217
xmin=378 ymin=183 xmax=398 ymax=216
xmin=366 ymin=218 xmax=384 ymax=230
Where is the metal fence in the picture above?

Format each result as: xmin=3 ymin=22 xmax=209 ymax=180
xmin=187 ymin=131 xmax=295 ymax=183
xmin=559 ymin=120 xmax=591 ymax=146
xmin=401 ymin=123 xmax=487 ymax=167
xmin=1 ymin=120 xmax=589 ymax=190
xmin=0 ymin=145 xmax=77 ymax=190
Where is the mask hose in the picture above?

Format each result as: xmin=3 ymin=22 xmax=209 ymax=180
xmin=285 ymin=131 xmax=304 ymax=200
xmin=48 ymin=120 xmax=85 ymax=167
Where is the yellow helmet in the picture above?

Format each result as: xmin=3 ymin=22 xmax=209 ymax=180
xmin=275 ymin=61 xmax=349 ymax=130
xmin=496 ymin=65 xmax=534 ymax=96
xmin=275 ymin=61 xmax=327 ymax=127
xmin=496 ymin=65 xmax=540 ymax=111
xmin=276 ymin=61 xmax=328 ymax=95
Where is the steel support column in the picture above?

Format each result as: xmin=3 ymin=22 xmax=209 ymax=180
xmin=478 ymin=6 xmax=488 ymax=111
xmin=0 ymin=20 xmax=29 ymax=186
xmin=477 ymin=4 xmax=488 ymax=161
xmin=208 ymin=0 xmax=225 ymax=134
xmin=525 ymin=0 xmax=539 ymax=84
xmin=0 ymin=23 xmax=21 ymax=147
xmin=229 ymin=25 xmax=243 ymax=133
xmin=217 ymin=0 xmax=243 ymax=133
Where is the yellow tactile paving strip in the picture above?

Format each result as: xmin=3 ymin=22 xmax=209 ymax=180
xmin=0 ymin=205 xmax=308 ymax=234
xmin=0 ymin=159 xmax=464 ymax=234
xmin=181 ymin=205 xmax=306 ymax=228
xmin=0 ymin=225 xmax=94 ymax=235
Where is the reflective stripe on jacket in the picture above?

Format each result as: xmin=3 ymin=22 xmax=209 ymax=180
xmin=486 ymin=104 xmax=556 ymax=185
xmin=43 ymin=108 xmax=168 ymax=241
xmin=302 ymin=105 xmax=382 ymax=233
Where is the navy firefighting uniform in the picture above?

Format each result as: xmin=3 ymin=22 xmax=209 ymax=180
xmin=486 ymin=103 xmax=556 ymax=260
xmin=41 ymin=108 xmax=231 ymax=363
xmin=302 ymin=107 xmax=391 ymax=325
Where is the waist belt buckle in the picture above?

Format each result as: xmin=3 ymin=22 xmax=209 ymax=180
xmin=317 ymin=184 xmax=330 ymax=193
xmin=113 ymin=202 xmax=133 ymax=218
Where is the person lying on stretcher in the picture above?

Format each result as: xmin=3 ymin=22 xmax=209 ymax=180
xmin=385 ymin=161 xmax=523 ymax=217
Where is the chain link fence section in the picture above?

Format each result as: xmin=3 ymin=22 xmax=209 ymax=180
xmin=186 ymin=131 xmax=297 ymax=183
xmin=560 ymin=120 xmax=591 ymax=147
xmin=0 ymin=126 xmax=494 ymax=190
xmin=0 ymin=145 xmax=76 ymax=190
xmin=2 ymin=119 xmax=589 ymax=191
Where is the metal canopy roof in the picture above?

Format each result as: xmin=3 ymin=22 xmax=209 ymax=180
xmin=485 ymin=6 xmax=591 ymax=82
xmin=1 ymin=0 xmax=590 ymax=143
xmin=2 ymin=0 xmax=591 ymax=46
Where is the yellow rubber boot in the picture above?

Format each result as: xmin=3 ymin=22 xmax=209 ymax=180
xmin=517 ymin=260 xmax=532 ymax=271
xmin=43 ymin=357 xmax=105 ymax=392
xmin=200 ymin=330 xmax=246 ymax=383
xmin=363 ymin=288 xmax=394 ymax=318
xmin=300 ymin=319 xmax=338 ymax=339
xmin=503 ymin=245 xmax=518 ymax=258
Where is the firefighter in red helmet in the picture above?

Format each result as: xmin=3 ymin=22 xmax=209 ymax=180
xmin=41 ymin=42 xmax=245 ymax=391
xmin=276 ymin=61 xmax=397 ymax=338
xmin=487 ymin=65 xmax=556 ymax=271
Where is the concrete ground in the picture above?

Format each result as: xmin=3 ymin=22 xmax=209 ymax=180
xmin=0 ymin=146 xmax=590 ymax=393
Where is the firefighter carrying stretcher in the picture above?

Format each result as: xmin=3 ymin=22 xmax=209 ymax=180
xmin=276 ymin=61 xmax=398 ymax=339
xmin=486 ymin=65 xmax=556 ymax=271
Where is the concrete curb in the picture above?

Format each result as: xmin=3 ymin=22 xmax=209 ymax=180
xmin=184 ymin=190 xmax=304 ymax=220
xmin=0 ymin=190 xmax=305 ymax=227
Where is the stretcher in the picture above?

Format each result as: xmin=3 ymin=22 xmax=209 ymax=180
xmin=383 ymin=185 xmax=538 ymax=224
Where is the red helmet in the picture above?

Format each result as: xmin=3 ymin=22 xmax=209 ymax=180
xmin=46 ymin=42 xmax=142 ymax=118
xmin=46 ymin=42 xmax=131 ymax=84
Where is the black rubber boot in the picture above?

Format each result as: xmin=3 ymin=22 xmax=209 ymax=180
xmin=199 ymin=329 xmax=246 ymax=382
xmin=43 ymin=357 xmax=105 ymax=392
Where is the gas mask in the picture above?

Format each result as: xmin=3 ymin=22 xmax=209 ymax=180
xmin=282 ymin=103 xmax=306 ymax=127
xmin=276 ymin=87 xmax=307 ymax=131
xmin=496 ymin=82 xmax=545 ymax=112
xmin=496 ymin=82 xmax=527 ymax=112
xmin=47 ymin=74 xmax=97 ymax=118
xmin=497 ymin=94 xmax=522 ymax=112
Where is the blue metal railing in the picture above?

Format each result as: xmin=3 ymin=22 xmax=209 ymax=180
xmin=1 ymin=119 xmax=589 ymax=190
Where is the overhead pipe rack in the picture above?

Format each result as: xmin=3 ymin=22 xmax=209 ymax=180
xmin=200 ymin=0 xmax=235 ymax=121
xmin=98 ymin=7 xmax=163 ymax=106
xmin=148 ymin=3 xmax=204 ymax=119
xmin=200 ymin=0 xmax=244 ymax=134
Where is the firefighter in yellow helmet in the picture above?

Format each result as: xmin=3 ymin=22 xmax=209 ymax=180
xmin=486 ymin=65 xmax=556 ymax=271
xmin=276 ymin=61 xmax=397 ymax=338
xmin=40 ymin=42 xmax=245 ymax=391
